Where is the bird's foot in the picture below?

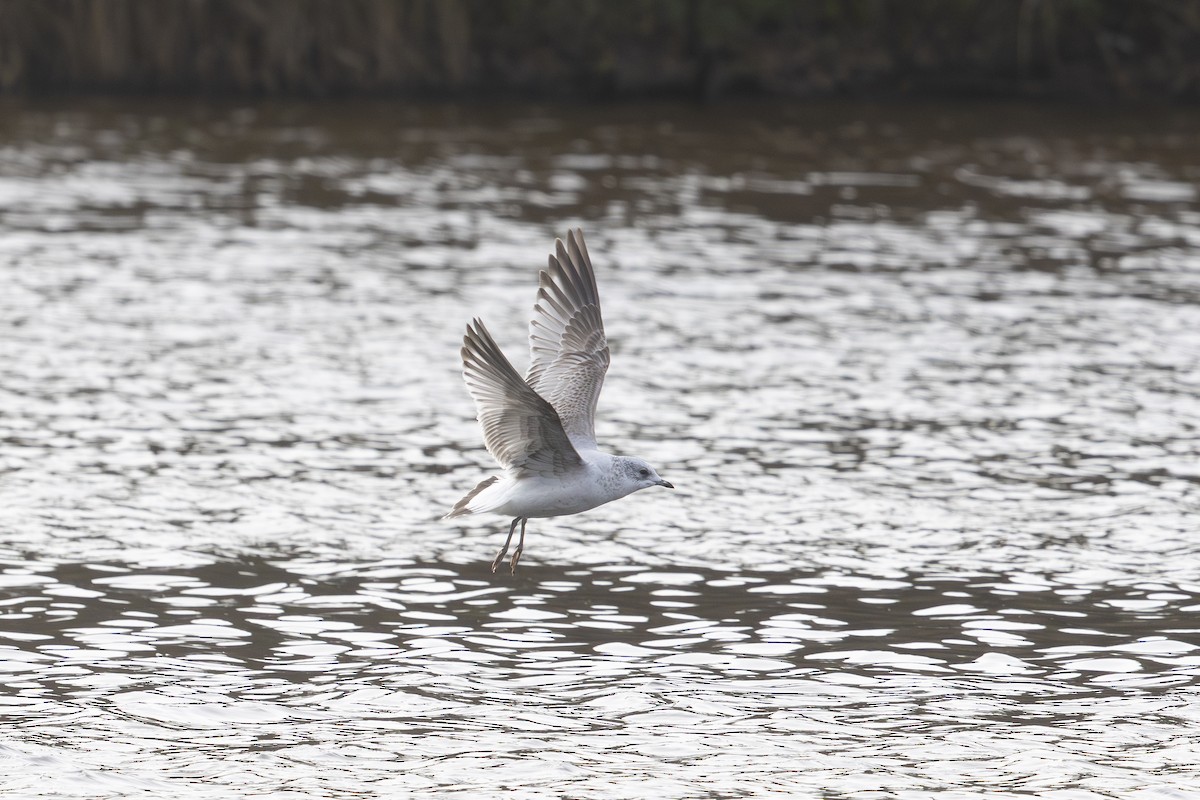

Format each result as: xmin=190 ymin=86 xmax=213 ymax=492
xmin=509 ymin=544 xmax=523 ymax=574
xmin=490 ymin=545 xmax=508 ymax=574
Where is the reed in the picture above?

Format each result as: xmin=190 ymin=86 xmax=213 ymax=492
xmin=0 ymin=0 xmax=1197 ymax=99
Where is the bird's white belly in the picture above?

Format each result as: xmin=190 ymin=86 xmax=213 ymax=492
xmin=494 ymin=471 xmax=616 ymax=519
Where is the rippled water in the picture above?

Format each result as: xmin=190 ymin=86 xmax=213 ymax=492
xmin=2 ymin=99 xmax=1199 ymax=797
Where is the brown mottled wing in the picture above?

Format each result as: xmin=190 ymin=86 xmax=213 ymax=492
xmin=460 ymin=318 xmax=583 ymax=477
xmin=525 ymin=228 xmax=610 ymax=449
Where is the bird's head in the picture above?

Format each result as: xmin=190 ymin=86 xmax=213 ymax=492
xmin=621 ymin=457 xmax=674 ymax=492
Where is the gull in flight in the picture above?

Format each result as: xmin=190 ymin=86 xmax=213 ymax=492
xmin=445 ymin=229 xmax=673 ymax=573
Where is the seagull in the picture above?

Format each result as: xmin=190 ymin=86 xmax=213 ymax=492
xmin=444 ymin=228 xmax=673 ymax=573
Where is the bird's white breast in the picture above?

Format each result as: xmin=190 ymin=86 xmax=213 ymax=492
xmin=491 ymin=451 xmax=632 ymax=519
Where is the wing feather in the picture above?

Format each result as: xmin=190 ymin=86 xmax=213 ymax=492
xmin=525 ymin=228 xmax=610 ymax=448
xmin=461 ymin=319 xmax=582 ymax=477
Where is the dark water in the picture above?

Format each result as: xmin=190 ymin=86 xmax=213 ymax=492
xmin=2 ymin=99 xmax=1199 ymax=797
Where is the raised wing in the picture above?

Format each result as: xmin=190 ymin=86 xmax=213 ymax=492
xmin=525 ymin=229 xmax=610 ymax=449
xmin=460 ymin=318 xmax=583 ymax=477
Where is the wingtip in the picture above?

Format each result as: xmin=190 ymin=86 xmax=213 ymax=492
xmin=465 ymin=317 xmax=492 ymax=341
xmin=462 ymin=319 xmax=491 ymax=366
xmin=551 ymin=229 xmax=589 ymax=264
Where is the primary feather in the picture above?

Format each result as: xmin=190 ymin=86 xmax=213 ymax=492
xmin=526 ymin=229 xmax=610 ymax=449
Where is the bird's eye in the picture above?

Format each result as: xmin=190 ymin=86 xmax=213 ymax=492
xmin=638 ymin=468 xmax=649 ymax=477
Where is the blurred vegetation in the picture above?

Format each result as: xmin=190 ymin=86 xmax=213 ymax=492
xmin=2 ymin=0 xmax=1200 ymax=100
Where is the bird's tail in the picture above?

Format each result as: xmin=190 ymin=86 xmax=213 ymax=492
xmin=442 ymin=475 xmax=500 ymax=519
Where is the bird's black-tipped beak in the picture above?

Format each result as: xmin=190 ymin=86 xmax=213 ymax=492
xmin=657 ymin=479 xmax=674 ymax=489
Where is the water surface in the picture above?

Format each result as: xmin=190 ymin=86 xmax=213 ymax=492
xmin=1 ymin=99 xmax=1199 ymax=797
